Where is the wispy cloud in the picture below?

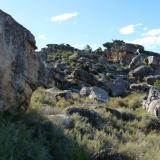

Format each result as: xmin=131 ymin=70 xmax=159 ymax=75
xmin=51 ymin=12 xmax=78 ymax=23
xmin=142 ymin=28 xmax=160 ymax=36
xmin=37 ymin=34 xmax=47 ymax=41
xmin=120 ymin=23 xmax=142 ymax=35
xmin=130 ymin=28 xmax=160 ymax=51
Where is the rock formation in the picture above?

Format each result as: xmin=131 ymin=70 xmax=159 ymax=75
xmin=142 ymin=87 xmax=160 ymax=118
xmin=0 ymin=9 xmax=46 ymax=112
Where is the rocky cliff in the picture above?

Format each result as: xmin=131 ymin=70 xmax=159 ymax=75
xmin=0 ymin=9 xmax=46 ymax=112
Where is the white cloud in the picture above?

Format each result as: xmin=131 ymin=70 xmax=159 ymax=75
xmin=131 ymin=36 xmax=160 ymax=49
xmin=130 ymin=28 xmax=160 ymax=50
xmin=37 ymin=34 xmax=47 ymax=41
xmin=51 ymin=12 xmax=78 ymax=23
xmin=120 ymin=23 xmax=142 ymax=35
xmin=143 ymin=27 xmax=148 ymax=31
xmin=142 ymin=28 xmax=160 ymax=36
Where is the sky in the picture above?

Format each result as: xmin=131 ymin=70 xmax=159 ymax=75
xmin=1 ymin=0 xmax=160 ymax=52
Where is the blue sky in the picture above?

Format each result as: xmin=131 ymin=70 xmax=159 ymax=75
xmin=1 ymin=0 xmax=160 ymax=52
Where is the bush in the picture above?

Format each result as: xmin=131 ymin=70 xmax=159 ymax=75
xmin=0 ymin=114 xmax=51 ymax=160
xmin=30 ymin=88 xmax=55 ymax=109
xmin=56 ymin=99 xmax=74 ymax=108
xmin=154 ymin=80 xmax=160 ymax=89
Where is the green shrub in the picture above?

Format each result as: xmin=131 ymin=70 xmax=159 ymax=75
xmin=30 ymin=88 xmax=55 ymax=109
xmin=56 ymin=98 xmax=74 ymax=108
xmin=154 ymin=80 xmax=160 ymax=89
xmin=0 ymin=114 xmax=51 ymax=160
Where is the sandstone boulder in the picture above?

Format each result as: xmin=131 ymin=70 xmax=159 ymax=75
xmin=147 ymin=56 xmax=160 ymax=66
xmin=142 ymin=87 xmax=160 ymax=118
xmin=130 ymin=83 xmax=151 ymax=92
xmin=89 ymin=87 xmax=110 ymax=102
xmin=73 ymin=68 xmax=98 ymax=86
xmin=129 ymin=65 xmax=153 ymax=81
xmin=129 ymin=51 xmax=145 ymax=69
xmin=0 ymin=10 xmax=46 ymax=112
xmin=80 ymin=86 xmax=110 ymax=102
xmin=106 ymin=78 xmax=130 ymax=97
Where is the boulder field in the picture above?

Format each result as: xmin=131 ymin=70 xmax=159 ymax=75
xmin=1 ymin=9 xmax=160 ymax=119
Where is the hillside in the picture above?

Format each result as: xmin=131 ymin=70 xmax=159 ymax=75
xmin=0 ymin=9 xmax=160 ymax=160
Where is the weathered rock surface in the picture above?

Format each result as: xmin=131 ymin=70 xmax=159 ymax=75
xmin=142 ymin=87 xmax=160 ymax=118
xmin=129 ymin=51 xmax=145 ymax=69
xmin=129 ymin=65 xmax=153 ymax=81
xmin=0 ymin=10 xmax=46 ymax=112
xmin=130 ymin=83 xmax=151 ymax=92
xmin=73 ymin=68 xmax=98 ymax=86
xmin=80 ymin=86 xmax=110 ymax=102
xmin=103 ymin=40 xmax=144 ymax=65
xmin=105 ymin=78 xmax=130 ymax=97
xmin=89 ymin=87 xmax=110 ymax=102
xmin=147 ymin=56 xmax=160 ymax=66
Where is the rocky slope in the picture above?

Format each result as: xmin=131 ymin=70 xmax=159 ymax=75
xmin=38 ymin=41 xmax=160 ymax=118
xmin=0 ymin=9 xmax=160 ymax=160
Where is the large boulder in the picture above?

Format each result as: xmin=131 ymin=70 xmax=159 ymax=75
xmin=142 ymin=87 xmax=160 ymax=118
xmin=146 ymin=56 xmax=160 ymax=74
xmin=0 ymin=10 xmax=46 ymax=112
xmin=105 ymin=78 xmax=130 ymax=97
xmin=80 ymin=86 xmax=110 ymax=102
xmin=103 ymin=40 xmax=144 ymax=65
xmin=73 ymin=68 xmax=98 ymax=86
xmin=130 ymin=83 xmax=151 ymax=92
xmin=129 ymin=65 xmax=153 ymax=81
xmin=89 ymin=87 xmax=110 ymax=102
xmin=90 ymin=63 xmax=106 ymax=74
xmin=147 ymin=56 xmax=160 ymax=66
xmin=129 ymin=51 xmax=145 ymax=69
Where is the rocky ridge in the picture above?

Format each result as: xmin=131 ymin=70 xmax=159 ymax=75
xmin=38 ymin=40 xmax=160 ymax=118
xmin=0 ymin=9 xmax=160 ymax=120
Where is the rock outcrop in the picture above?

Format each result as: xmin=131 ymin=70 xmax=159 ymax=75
xmin=0 ymin=10 xmax=46 ymax=112
xmin=73 ymin=68 xmax=98 ymax=86
xmin=142 ymin=87 xmax=160 ymax=118
xmin=129 ymin=65 xmax=153 ymax=81
xmin=105 ymin=78 xmax=130 ymax=97
xmin=103 ymin=40 xmax=144 ymax=65
xmin=130 ymin=83 xmax=151 ymax=92
xmin=80 ymin=86 xmax=110 ymax=102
